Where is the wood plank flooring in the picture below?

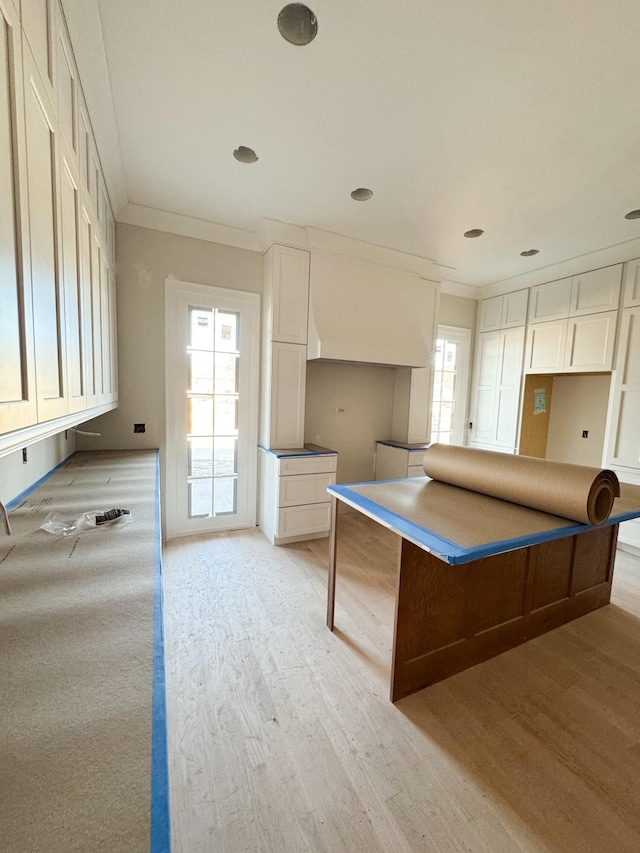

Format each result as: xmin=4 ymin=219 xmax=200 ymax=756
xmin=163 ymin=513 xmax=640 ymax=852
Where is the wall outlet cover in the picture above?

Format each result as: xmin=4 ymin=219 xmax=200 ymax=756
xmin=134 ymin=423 xmax=146 ymax=433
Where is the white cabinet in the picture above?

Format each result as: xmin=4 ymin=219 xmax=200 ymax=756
xmin=0 ymin=0 xmax=118 ymax=457
xmin=469 ymin=326 xmax=525 ymax=452
xmin=0 ymin=0 xmax=38 ymax=435
xmin=623 ymin=258 xmax=640 ymax=307
xmin=263 ymin=342 xmax=306 ymax=449
xmin=375 ymin=441 xmax=427 ymax=480
xmin=259 ymin=448 xmax=337 ymax=545
xmin=263 ymin=244 xmax=309 ymax=343
xmin=604 ymin=307 xmax=640 ymax=470
xmin=478 ymin=289 xmax=528 ymax=333
xmin=525 ymin=265 xmax=621 ymax=375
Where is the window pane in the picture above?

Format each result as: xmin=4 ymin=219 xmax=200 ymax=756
xmin=189 ymin=478 xmax=212 ymax=518
xmin=214 ymin=437 xmax=237 ymax=476
xmin=213 ymin=395 xmax=238 ymax=435
xmin=190 ymin=308 xmax=214 ymax=350
xmin=215 ymin=310 xmax=239 ymax=352
xmin=214 ymin=477 xmax=236 ymax=515
xmin=444 ymin=340 xmax=458 ymax=370
xmin=189 ymin=438 xmax=214 ymax=477
xmin=214 ymin=352 xmax=239 ymax=394
xmin=189 ymin=395 xmax=213 ymax=435
xmin=189 ymin=351 xmax=214 ymax=394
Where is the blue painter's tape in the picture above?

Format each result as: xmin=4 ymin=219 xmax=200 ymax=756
xmin=150 ymin=450 xmax=171 ymax=852
xmin=6 ymin=452 xmax=76 ymax=509
xmin=258 ymin=444 xmax=338 ymax=458
xmin=376 ymin=440 xmax=429 ymax=451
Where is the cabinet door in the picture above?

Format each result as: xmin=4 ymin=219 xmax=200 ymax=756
xmin=20 ymin=0 xmax=56 ymax=107
xmin=564 ymin=311 xmax=617 ymax=372
xmin=570 ymin=265 xmax=621 ymax=316
xmin=78 ymin=203 xmax=97 ymax=404
xmin=268 ymin=342 xmax=306 ymax=448
xmin=528 ymin=278 xmax=571 ymax=323
xmin=501 ymin=289 xmax=529 ymax=328
xmin=623 ymin=258 xmax=640 ymax=307
xmin=524 ymin=320 xmax=567 ymax=373
xmin=268 ymin=244 xmax=310 ymax=344
xmin=470 ymin=332 xmax=499 ymax=444
xmin=55 ymin=14 xmax=77 ymax=162
xmin=494 ymin=327 xmax=525 ymax=448
xmin=0 ymin=0 xmax=37 ymax=433
xmin=478 ymin=296 xmax=502 ymax=332
xmin=605 ymin=307 xmax=640 ymax=469
xmin=59 ymin=152 xmax=85 ymax=413
xmin=24 ymin=53 xmax=68 ymax=421
xmin=90 ymin=232 xmax=104 ymax=401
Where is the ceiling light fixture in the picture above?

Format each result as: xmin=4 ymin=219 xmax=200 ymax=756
xmin=277 ymin=4 xmax=318 ymax=45
xmin=625 ymin=208 xmax=640 ymax=220
xmin=233 ymin=146 xmax=258 ymax=164
xmin=351 ymin=188 xmax=373 ymax=201
xmin=520 ymin=249 xmax=539 ymax=257
xmin=463 ymin=228 xmax=484 ymax=238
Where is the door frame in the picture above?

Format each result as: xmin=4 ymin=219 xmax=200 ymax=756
xmin=164 ymin=278 xmax=260 ymax=539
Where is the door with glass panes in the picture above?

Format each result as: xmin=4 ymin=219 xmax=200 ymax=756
xmin=165 ymin=280 xmax=259 ymax=538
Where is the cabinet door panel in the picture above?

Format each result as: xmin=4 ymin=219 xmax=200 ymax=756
xmin=606 ymin=308 xmax=640 ymax=469
xmin=270 ymin=245 xmax=309 ymax=343
xmin=502 ymin=289 xmax=528 ymax=328
xmin=623 ymin=259 xmax=640 ymax=308
xmin=269 ymin=342 xmax=306 ymax=448
xmin=613 ymin=391 xmax=640 ymax=467
xmin=100 ymin=252 xmax=114 ymax=399
xmin=59 ymin=155 xmax=84 ymax=410
xmin=570 ymin=265 xmax=621 ymax=316
xmin=78 ymin=205 xmax=96 ymax=400
xmin=55 ymin=20 xmax=77 ymax=158
xmin=0 ymin=1 xmax=37 ymax=432
xmin=478 ymin=296 xmax=502 ymax=332
xmin=24 ymin=58 xmax=67 ymax=420
xmin=525 ymin=321 xmax=566 ymax=373
xmin=528 ymin=278 xmax=571 ymax=323
xmin=90 ymin=234 xmax=104 ymax=398
xmin=564 ymin=311 xmax=617 ymax=372
xmin=21 ymin=0 xmax=55 ymax=102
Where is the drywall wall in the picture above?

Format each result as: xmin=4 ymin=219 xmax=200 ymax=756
xmin=439 ymin=293 xmax=478 ymax=334
xmin=0 ymin=432 xmax=76 ymax=506
xmin=76 ymin=222 xmax=262 ymax=527
xmin=545 ymin=374 xmax=611 ymax=467
xmin=305 ymin=361 xmax=396 ymax=484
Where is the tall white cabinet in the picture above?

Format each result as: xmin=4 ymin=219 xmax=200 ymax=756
xmin=259 ymin=243 xmax=338 ymax=544
xmin=0 ymin=0 xmax=117 ymax=457
xmin=603 ymin=261 xmax=640 ymax=548
xmin=469 ymin=290 xmax=528 ymax=453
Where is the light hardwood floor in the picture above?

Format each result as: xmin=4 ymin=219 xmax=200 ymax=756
xmin=163 ymin=514 xmax=640 ymax=852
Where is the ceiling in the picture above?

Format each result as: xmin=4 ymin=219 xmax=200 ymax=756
xmin=65 ymin=0 xmax=640 ymax=288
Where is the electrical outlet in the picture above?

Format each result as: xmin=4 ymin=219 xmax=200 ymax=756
xmin=22 ymin=447 xmax=27 ymax=464
xmin=134 ymin=423 xmax=146 ymax=433
xmin=582 ymin=430 xmax=589 ymax=438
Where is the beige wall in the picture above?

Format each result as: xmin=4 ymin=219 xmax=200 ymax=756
xmin=545 ymin=374 xmax=612 ymax=466
xmin=0 ymin=432 xmax=75 ymax=506
xmin=305 ymin=362 xmax=396 ymax=484
xmin=79 ymin=222 xmax=262 ymax=454
xmin=438 ymin=293 xmax=478 ymax=336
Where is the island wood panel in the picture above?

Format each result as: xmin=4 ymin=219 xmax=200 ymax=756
xmin=390 ymin=524 xmax=617 ymax=702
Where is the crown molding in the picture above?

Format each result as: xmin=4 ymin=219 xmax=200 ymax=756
xmin=440 ymin=280 xmax=481 ymax=299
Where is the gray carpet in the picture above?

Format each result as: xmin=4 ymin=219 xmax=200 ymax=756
xmin=0 ymin=450 xmax=165 ymax=853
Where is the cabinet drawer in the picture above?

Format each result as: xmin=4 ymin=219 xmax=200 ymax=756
xmin=407 ymin=464 xmax=425 ymax=478
xmin=277 ymin=472 xmax=336 ymax=507
xmin=278 ymin=454 xmax=337 ymax=476
xmin=277 ymin=502 xmax=332 ymax=538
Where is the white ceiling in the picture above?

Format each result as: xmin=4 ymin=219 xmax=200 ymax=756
xmin=64 ymin=0 xmax=640 ymax=288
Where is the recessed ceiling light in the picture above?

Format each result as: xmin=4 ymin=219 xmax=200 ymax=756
xmin=277 ymin=4 xmax=318 ymax=45
xmin=625 ymin=209 xmax=640 ymax=220
xmin=520 ymin=249 xmax=539 ymax=257
xmin=233 ymin=146 xmax=258 ymax=164
xmin=351 ymin=187 xmax=373 ymax=201
xmin=463 ymin=228 xmax=484 ymax=238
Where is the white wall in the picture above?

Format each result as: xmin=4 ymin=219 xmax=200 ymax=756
xmin=545 ymin=374 xmax=612 ymax=467
xmin=305 ymin=362 xmax=396 ymax=484
xmin=0 ymin=432 xmax=76 ymax=506
xmin=439 ymin=293 xmax=478 ymax=336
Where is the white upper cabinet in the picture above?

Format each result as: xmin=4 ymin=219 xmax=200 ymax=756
xmin=0 ymin=0 xmax=38 ymax=434
xmin=623 ymin=258 xmax=640 ymax=307
xmin=263 ymin=244 xmax=309 ymax=344
xmin=264 ymin=342 xmax=306 ymax=449
xmin=21 ymin=0 xmax=55 ymax=107
xmin=528 ymin=278 xmax=572 ymax=323
xmin=55 ymin=15 xmax=78 ymax=161
xmin=524 ymin=320 xmax=567 ymax=373
xmin=570 ymin=265 xmax=621 ymax=315
xmin=477 ymin=290 xmax=528 ymax=333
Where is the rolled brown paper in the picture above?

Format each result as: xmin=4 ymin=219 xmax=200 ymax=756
xmin=422 ymin=444 xmax=620 ymax=526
